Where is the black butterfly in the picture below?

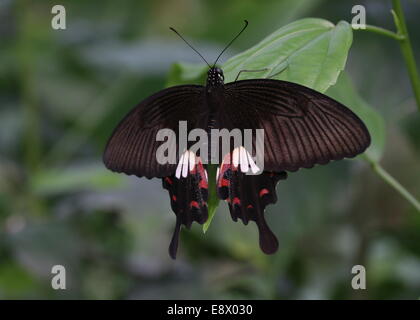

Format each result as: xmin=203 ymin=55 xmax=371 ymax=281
xmin=103 ymin=21 xmax=370 ymax=259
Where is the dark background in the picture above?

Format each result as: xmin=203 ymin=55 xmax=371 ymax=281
xmin=0 ymin=0 xmax=419 ymax=299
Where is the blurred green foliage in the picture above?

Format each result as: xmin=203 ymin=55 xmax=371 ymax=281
xmin=0 ymin=0 xmax=420 ymax=299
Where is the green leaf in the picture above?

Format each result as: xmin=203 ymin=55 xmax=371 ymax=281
xmin=223 ymin=18 xmax=353 ymax=93
xmin=326 ymin=72 xmax=386 ymax=162
xmin=166 ymin=62 xmax=207 ymax=87
xmin=203 ymin=164 xmax=220 ymax=233
xmin=30 ymin=164 xmax=126 ymax=196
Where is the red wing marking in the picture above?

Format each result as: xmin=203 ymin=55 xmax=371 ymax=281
xmin=259 ymin=188 xmax=270 ymax=197
xmin=190 ymin=201 xmax=199 ymax=208
xmin=232 ymin=197 xmax=241 ymax=205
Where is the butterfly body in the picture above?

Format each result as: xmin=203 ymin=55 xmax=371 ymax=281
xmin=204 ymin=68 xmax=226 ymax=136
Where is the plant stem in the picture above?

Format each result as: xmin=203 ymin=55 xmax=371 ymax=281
xmin=358 ymin=24 xmax=404 ymax=41
xmin=371 ymin=162 xmax=420 ymax=212
xmin=202 ymin=164 xmax=220 ymax=233
xmin=392 ymin=0 xmax=420 ymax=112
xmin=17 ymin=0 xmax=41 ymax=173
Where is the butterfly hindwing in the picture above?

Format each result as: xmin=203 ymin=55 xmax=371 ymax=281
xmin=216 ymin=151 xmax=287 ymax=254
xmin=162 ymin=152 xmax=209 ymax=259
xmin=222 ymin=79 xmax=371 ymax=172
xmin=103 ymin=85 xmax=206 ymax=178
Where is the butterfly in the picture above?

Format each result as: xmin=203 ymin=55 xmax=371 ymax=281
xmin=103 ymin=21 xmax=371 ymax=259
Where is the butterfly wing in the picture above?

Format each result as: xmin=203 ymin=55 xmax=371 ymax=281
xmin=162 ymin=154 xmax=208 ymax=259
xmin=221 ymin=79 xmax=371 ymax=172
xmin=103 ymin=85 xmax=206 ymax=178
xmin=216 ymin=152 xmax=287 ymax=254
xmin=214 ymin=79 xmax=370 ymax=254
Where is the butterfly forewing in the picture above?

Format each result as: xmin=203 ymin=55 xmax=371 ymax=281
xmin=103 ymin=85 xmax=206 ymax=178
xmin=222 ymin=79 xmax=371 ymax=172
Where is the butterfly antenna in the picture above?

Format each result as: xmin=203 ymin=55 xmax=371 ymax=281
xmin=169 ymin=27 xmax=211 ymax=68
xmin=213 ymin=20 xmax=248 ymax=67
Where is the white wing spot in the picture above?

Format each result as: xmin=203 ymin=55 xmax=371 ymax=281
xmin=176 ymin=150 xmax=199 ymax=179
xmin=181 ymin=151 xmax=190 ymax=178
xmin=188 ymin=151 xmax=195 ymax=173
xmin=232 ymin=148 xmax=239 ymax=168
xmin=175 ymin=152 xmax=185 ymax=179
xmin=232 ymin=146 xmax=260 ymax=175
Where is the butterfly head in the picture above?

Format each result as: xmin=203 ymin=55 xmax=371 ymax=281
xmin=170 ymin=20 xmax=249 ymax=90
xmin=207 ymin=67 xmax=225 ymax=87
